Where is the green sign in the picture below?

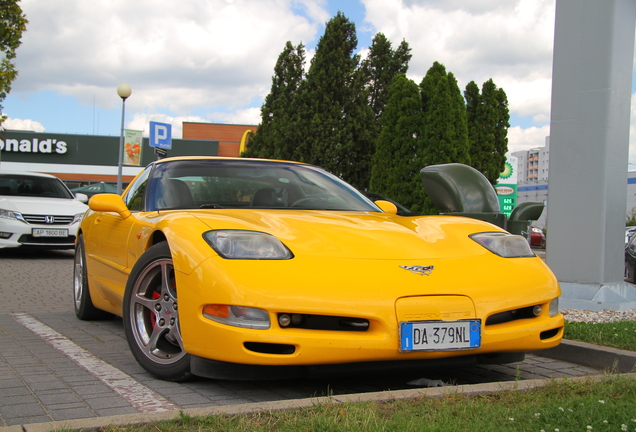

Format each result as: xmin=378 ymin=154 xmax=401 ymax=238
xmin=495 ymin=184 xmax=518 ymax=217
xmin=495 ymin=155 xmax=518 ymax=217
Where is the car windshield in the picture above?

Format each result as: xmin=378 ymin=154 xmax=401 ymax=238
xmin=0 ymin=174 xmax=74 ymax=199
xmin=147 ymin=160 xmax=380 ymax=212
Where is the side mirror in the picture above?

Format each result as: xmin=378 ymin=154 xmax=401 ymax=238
xmin=374 ymin=200 xmax=398 ymax=215
xmin=74 ymin=192 xmax=89 ymax=203
xmin=89 ymin=194 xmax=131 ymax=219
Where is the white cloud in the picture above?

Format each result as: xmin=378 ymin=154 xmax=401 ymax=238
xmin=205 ymin=107 xmax=262 ymax=125
xmin=14 ymin=0 xmax=325 ymax=114
xmin=507 ymin=125 xmax=550 ymax=154
xmin=361 ymin=0 xmax=555 ymax=124
xmin=2 ymin=117 xmax=46 ymax=132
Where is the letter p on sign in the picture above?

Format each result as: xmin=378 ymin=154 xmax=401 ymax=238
xmin=149 ymin=121 xmax=172 ymax=149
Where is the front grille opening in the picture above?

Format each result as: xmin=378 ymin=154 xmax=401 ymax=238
xmin=244 ymin=342 xmax=295 ymax=355
xmin=486 ymin=305 xmax=539 ymax=326
xmin=277 ymin=313 xmax=370 ymax=331
xmin=17 ymin=234 xmax=76 ymax=245
xmin=540 ymin=328 xmax=561 ymax=340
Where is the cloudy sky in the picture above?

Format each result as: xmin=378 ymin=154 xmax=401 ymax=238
xmin=2 ymin=0 xmax=635 ymax=166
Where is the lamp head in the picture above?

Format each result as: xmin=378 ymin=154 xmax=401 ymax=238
xmin=117 ymin=83 xmax=132 ymax=100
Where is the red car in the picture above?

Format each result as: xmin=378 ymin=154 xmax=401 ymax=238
xmin=530 ymin=226 xmax=546 ymax=248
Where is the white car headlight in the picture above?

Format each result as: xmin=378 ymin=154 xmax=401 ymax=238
xmin=470 ymin=232 xmax=535 ymax=258
xmin=204 ymin=230 xmax=293 ymax=260
xmin=71 ymin=212 xmax=85 ymax=225
xmin=0 ymin=208 xmax=26 ymax=223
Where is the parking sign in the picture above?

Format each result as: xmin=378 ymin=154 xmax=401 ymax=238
xmin=149 ymin=121 xmax=172 ymax=149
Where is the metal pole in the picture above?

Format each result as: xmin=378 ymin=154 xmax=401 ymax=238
xmin=116 ymin=97 xmax=126 ymax=195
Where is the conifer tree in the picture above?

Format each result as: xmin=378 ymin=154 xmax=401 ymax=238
xmin=370 ymin=74 xmax=427 ymax=213
xmin=419 ymin=62 xmax=470 ymax=167
xmin=419 ymin=62 xmax=470 ymax=213
xmin=293 ymin=12 xmax=375 ymax=190
xmin=242 ymin=42 xmax=305 ymax=159
xmin=361 ymin=33 xmax=412 ymax=124
xmin=465 ymin=79 xmax=510 ymax=184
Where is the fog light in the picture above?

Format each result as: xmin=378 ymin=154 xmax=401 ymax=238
xmin=0 ymin=232 xmax=11 ymax=239
xmin=291 ymin=314 xmax=303 ymax=326
xmin=533 ymin=305 xmax=542 ymax=316
xmin=279 ymin=314 xmax=291 ymax=327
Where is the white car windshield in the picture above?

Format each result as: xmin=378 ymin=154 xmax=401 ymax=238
xmin=0 ymin=174 xmax=74 ymax=199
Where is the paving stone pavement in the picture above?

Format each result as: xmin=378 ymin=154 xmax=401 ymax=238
xmin=0 ymin=248 xmax=602 ymax=429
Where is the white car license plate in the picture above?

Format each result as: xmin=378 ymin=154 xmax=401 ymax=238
xmin=400 ymin=320 xmax=481 ymax=352
xmin=32 ymin=228 xmax=68 ymax=237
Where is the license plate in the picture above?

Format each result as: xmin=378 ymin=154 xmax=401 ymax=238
xmin=32 ymin=228 xmax=68 ymax=237
xmin=400 ymin=320 xmax=481 ymax=352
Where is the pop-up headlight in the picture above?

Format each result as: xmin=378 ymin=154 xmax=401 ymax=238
xmin=204 ymin=230 xmax=293 ymax=260
xmin=470 ymin=232 xmax=535 ymax=258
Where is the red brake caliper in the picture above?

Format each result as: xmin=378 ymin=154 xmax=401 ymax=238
xmin=150 ymin=291 xmax=161 ymax=329
xmin=149 ymin=278 xmax=176 ymax=329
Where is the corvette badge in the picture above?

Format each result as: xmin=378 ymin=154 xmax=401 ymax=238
xmin=400 ymin=265 xmax=434 ymax=276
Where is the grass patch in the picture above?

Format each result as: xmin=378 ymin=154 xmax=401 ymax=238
xmin=565 ymin=320 xmax=636 ymax=351
xmin=92 ymin=319 xmax=636 ymax=432
xmin=97 ymin=375 xmax=636 ymax=432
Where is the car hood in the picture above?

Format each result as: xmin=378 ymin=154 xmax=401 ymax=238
xmin=190 ymin=210 xmax=498 ymax=260
xmin=0 ymin=196 xmax=88 ymax=215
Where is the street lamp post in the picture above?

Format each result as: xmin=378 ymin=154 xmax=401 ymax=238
xmin=116 ymin=83 xmax=132 ymax=194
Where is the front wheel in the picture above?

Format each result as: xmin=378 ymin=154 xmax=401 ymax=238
xmin=123 ymin=242 xmax=191 ymax=381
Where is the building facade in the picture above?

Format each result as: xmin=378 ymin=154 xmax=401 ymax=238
xmin=512 ymin=136 xmax=636 ymax=227
xmin=182 ymin=122 xmax=257 ymax=157
xmin=0 ymin=130 xmax=218 ymax=189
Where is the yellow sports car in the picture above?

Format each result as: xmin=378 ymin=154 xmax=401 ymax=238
xmin=74 ymin=156 xmax=563 ymax=381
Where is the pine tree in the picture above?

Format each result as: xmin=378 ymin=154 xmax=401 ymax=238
xmin=293 ymin=12 xmax=375 ymax=190
xmin=465 ymin=79 xmax=510 ymax=184
xmin=242 ymin=42 xmax=306 ymax=159
xmin=370 ymin=74 xmax=427 ymax=213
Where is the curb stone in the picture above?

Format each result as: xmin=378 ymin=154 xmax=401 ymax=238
xmin=2 ymin=341 xmax=634 ymax=432
xmin=8 ymin=374 xmax=636 ymax=432
xmin=533 ymin=339 xmax=636 ymax=373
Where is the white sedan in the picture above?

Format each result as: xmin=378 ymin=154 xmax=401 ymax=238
xmin=0 ymin=171 xmax=88 ymax=249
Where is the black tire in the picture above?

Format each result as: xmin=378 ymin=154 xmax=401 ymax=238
xmin=123 ymin=241 xmax=191 ymax=381
xmin=74 ymin=235 xmax=113 ymax=320
xmin=627 ymin=260 xmax=636 ymax=284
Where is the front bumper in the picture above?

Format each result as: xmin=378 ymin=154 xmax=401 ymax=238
xmin=0 ymin=218 xmax=79 ymax=249
xmin=176 ymin=254 xmax=564 ymax=368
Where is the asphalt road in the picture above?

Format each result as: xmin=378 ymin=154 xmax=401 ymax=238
xmin=0 ymin=248 xmax=599 ymax=428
